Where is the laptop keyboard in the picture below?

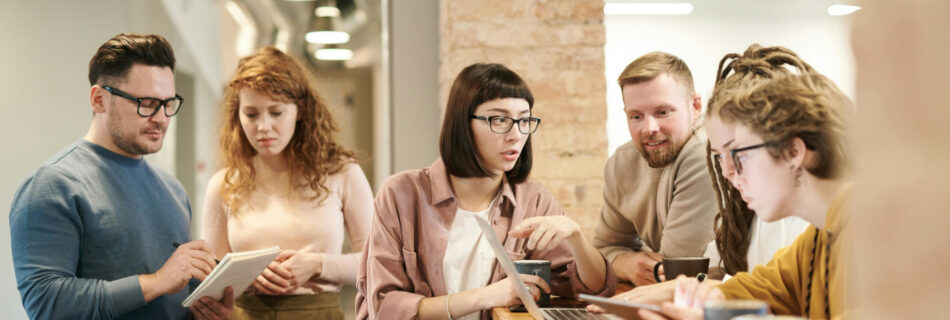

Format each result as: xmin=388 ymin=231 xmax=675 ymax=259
xmin=542 ymin=308 xmax=612 ymax=320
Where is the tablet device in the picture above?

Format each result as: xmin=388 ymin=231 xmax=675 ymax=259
xmin=579 ymin=294 xmax=663 ymax=319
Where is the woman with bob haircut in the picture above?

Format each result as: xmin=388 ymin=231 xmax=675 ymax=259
xmin=639 ymin=71 xmax=855 ymax=320
xmin=201 ymin=46 xmax=373 ymax=320
xmin=355 ymin=63 xmax=616 ymax=320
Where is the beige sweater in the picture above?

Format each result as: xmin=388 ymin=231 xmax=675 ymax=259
xmin=202 ymin=162 xmax=374 ymax=294
xmin=593 ymin=127 xmax=718 ymax=262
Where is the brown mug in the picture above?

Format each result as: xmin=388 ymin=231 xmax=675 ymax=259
xmin=653 ymin=256 xmax=710 ymax=282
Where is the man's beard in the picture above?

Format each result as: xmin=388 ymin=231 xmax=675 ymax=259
xmin=108 ymin=109 xmax=164 ymax=156
xmin=638 ymin=132 xmax=691 ymax=168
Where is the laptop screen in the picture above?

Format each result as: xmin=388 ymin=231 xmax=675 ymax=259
xmin=472 ymin=214 xmax=545 ymax=320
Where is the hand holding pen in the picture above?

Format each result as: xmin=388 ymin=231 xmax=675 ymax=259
xmin=172 ymin=242 xmax=234 ymax=319
xmin=138 ymin=240 xmax=218 ymax=303
xmin=174 ymin=242 xmax=221 ymax=265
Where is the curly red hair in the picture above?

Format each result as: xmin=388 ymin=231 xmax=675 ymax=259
xmin=218 ymin=46 xmax=354 ymax=215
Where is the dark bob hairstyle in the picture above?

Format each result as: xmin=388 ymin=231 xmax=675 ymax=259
xmin=438 ymin=63 xmax=535 ymax=184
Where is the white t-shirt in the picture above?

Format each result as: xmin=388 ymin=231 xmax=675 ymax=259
xmin=705 ymin=216 xmax=811 ymax=279
xmin=443 ymin=205 xmax=497 ymax=320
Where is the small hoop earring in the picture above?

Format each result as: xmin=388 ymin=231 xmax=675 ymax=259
xmin=793 ymin=166 xmax=803 ymax=187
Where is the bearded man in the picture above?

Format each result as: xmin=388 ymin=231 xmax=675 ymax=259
xmin=593 ymin=52 xmax=718 ymax=286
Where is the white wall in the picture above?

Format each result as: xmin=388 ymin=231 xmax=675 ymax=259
xmin=0 ymin=1 xmax=221 ymax=318
xmin=604 ymin=3 xmax=856 ymax=154
xmin=389 ymin=0 xmax=441 ymax=173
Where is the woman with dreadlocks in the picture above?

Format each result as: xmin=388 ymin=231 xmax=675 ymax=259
xmin=596 ymin=45 xmax=816 ymax=308
xmin=639 ymin=67 xmax=855 ymax=319
xmin=704 ymin=44 xmax=813 ymax=278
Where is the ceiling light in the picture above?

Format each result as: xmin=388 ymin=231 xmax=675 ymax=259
xmin=315 ymin=6 xmax=340 ymax=17
xmin=827 ymin=4 xmax=861 ymax=16
xmin=315 ymin=47 xmax=353 ymax=61
xmin=306 ymin=9 xmax=349 ymax=44
xmin=306 ymin=30 xmax=350 ymax=44
xmin=604 ymin=2 xmax=694 ymax=15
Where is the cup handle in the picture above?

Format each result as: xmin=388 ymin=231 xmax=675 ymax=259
xmin=653 ymin=261 xmax=663 ymax=282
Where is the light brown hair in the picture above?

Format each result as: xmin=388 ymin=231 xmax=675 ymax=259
xmin=218 ymin=46 xmax=354 ymax=215
xmin=717 ymin=72 xmax=853 ymax=178
xmin=617 ymin=51 xmax=695 ymax=96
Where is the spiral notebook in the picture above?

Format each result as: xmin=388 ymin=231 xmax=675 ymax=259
xmin=180 ymin=246 xmax=281 ymax=307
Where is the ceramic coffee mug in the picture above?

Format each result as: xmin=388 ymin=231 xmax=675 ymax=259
xmin=653 ymin=256 xmax=710 ymax=282
xmin=514 ymin=259 xmax=551 ymax=307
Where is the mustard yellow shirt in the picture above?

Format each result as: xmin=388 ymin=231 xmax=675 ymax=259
xmin=718 ymin=186 xmax=852 ymax=318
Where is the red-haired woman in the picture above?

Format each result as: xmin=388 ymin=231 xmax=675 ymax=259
xmin=201 ymin=46 xmax=373 ymax=320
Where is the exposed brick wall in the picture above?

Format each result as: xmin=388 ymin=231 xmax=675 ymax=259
xmin=439 ymin=0 xmax=607 ymax=237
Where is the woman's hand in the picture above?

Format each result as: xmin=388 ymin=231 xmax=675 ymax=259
xmin=481 ymin=273 xmax=551 ymax=307
xmin=276 ymin=250 xmax=323 ymax=289
xmin=252 ymin=259 xmax=294 ymax=295
xmin=511 ymin=215 xmax=609 ymax=292
xmin=251 ymin=250 xmax=322 ymax=295
xmin=509 ymin=216 xmax=582 ymax=251
xmin=636 ymin=275 xmax=725 ymax=320
xmin=670 ymin=275 xmax=725 ymax=310
xmin=587 ymin=280 xmax=677 ymax=313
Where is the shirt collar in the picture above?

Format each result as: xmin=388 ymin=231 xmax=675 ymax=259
xmin=428 ymin=158 xmax=518 ymax=208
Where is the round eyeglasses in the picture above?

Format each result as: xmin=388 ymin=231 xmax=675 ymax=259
xmin=727 ymin=141 xmax=779 ymax=175
xmin=102 ymin=85 xmax=184 ymax=117
xmin=471 ymin=115 xmax=541 ymax=134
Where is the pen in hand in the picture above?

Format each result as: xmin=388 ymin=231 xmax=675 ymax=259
xmin=173 ymin=242 xmax=221 ymax=264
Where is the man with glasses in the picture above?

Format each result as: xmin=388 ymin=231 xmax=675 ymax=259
xmin=592 ymin=52 xmax=718 ymax=286
xmin=10 ymin=33 xmax=231 ymax=319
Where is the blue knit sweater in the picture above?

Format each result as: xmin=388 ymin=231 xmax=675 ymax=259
xmin=10 ymin=139 xmax=193 ymax=319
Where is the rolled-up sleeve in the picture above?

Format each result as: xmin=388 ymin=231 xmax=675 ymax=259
xmin=356 ymin=178 xmax=425 ymax=320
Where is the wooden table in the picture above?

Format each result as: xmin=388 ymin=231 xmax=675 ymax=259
xmin=491 ymin=283 xmax=634 ymax=319
xmin=491 ymin=307 xmax=538 ymax=320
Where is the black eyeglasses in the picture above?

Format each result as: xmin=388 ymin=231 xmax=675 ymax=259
xmin=102 ymin=85 xmax=184 ymax=117
xmin=471 ymin=115 xmax=541 ymax=134
xmin=727 ymin=141 xmax=779 ymax=175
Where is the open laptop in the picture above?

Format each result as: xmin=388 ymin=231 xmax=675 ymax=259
xmin=472 ymin=214 xmax=613 ymax=320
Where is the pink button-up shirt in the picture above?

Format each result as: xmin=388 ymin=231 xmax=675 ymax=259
xmin=356 ymin=158 xmax=616 ymax=320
